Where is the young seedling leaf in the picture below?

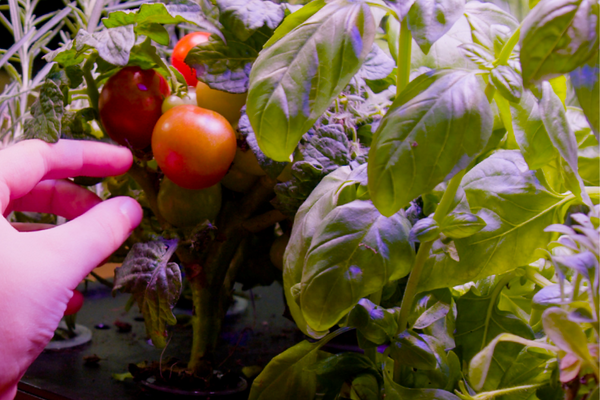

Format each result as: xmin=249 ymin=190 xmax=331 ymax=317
xmin=463 ymin=1 xmax=519 ymax=51
xmin=23 ymin=79 xmax=64 ymax=143
xmin=490 ymin=65 xmax=523 ymax=103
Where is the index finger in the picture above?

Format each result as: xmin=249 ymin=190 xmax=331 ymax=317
xmin=0 ymin=139 xmax=133 ymax=213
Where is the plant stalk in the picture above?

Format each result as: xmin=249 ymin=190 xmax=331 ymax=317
xmin=396 ymin=169 xmax=466 ymax=333
xmin=396 ymin=20 xmax=412 ymax=95
xmin=82 ymin=55 xmax=100 ymax=112
xmin=494 ymin=27 xmax=521 ymax=67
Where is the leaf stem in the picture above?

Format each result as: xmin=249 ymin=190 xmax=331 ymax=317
xmin=82 ymin=54 xmax=100 ymax=112
xmin=126 ymin=162 xmax=167 ymax=227
xmin=396 ymin=170 xmax=466 ymax=333
xmin=396 ymin=20 xmax=411 ymax=95
xmin=524 ymin=266 xmax=554 ymax=287
xmin=494 ymin=26 xmax=520 ymax=67
xmin=457 ymin=382 xmax=543 ymax=400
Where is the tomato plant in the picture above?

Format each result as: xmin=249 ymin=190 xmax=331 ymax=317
xmin=64 ymin=290 xmax=84 ymax=316
xmin=157 ymin=177 xmax=221 ymax=228
xmin=98 ymin=66 xmax=170 ymax=150
xmin=152 ymin=105 xmax=236 ymax=190
xmin=172 ymin=32 xmax=211 ymax=87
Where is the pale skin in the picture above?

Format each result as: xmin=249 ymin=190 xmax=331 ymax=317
xmin=0 ymin=140 xmax=143 ymax=399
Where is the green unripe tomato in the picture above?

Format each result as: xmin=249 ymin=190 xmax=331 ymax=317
xmin=232 ymin=146 xmax=265 ymax=176
xmin=161 ymin=88 xmax=198 ymax=114
xmin=157 ymin=177 xmax=222 ymax=228
xmin=220 ymin=167 xmax=259 ymax=193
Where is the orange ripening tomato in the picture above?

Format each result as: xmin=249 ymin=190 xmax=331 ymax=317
xmin=152 ymin=105 xmax=237 ymax=190
xmin=172 ymin=32 xmax=211 ymax=86
xmin=98 ymin=66 xmax=170 ymax=149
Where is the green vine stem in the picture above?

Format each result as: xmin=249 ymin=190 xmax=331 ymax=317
xmin=396 ymin=169 xmax=467 ymax=333
xmin=396 ymin=20 xmax=412 ymax=95
xmin=126 ymin=162 xmax=167 ymax=227
xmin=82 ymin=54 xmax=100 ymax=112
xmin=524 ymin=266 xmax=553 ymax=287
xmin=494 ymin=26 xmax=521 ymax=67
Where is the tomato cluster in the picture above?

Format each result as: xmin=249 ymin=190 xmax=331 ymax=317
xmin=97 ymin=32 xmax=268 ymax=228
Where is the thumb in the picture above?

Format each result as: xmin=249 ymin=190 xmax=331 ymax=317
xmin=32 ymin=197 xmax=143 ymax=288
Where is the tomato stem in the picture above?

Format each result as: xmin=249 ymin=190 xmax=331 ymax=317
xmin=127 ymin=162 xmax=168 ymax=227
xmin=82 ymin=54 xmax=99 ymax=112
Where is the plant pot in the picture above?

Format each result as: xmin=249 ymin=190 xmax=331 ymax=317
xmin=44 ymin=321 xmax=92 ymax=351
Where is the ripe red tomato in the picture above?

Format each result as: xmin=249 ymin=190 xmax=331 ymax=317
xmin=172 ymin=32 xmax=211 ymax=86
xmin=99 ymin=66 xmax=170 ymax=149
xmin=152 ymin=105 xmax=237 ymax=190
xmin=64 ymin=290 xmax=84 ymax=316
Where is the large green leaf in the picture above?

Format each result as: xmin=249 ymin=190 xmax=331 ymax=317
xmin=407 ymin=0 xmax=465 ymax=54
xmin=570 ymin=62 xmax=599 ymax=140
xmin=217 ymin=0 xmax=285 ymax=41
xmin=519 ymin=0 xmax=599 ymax=87
xmin=113 ymin=240 xmax=182 ymax=348
xmin=283 ymin=166 xmax=358 ymax=338
xmin=74 ymin=26 xmax=135 ymax=66
xmin=455 ymin=280 xmax=535 ymax=391
xmin=510 ymin=91 xmax=557 ymax=170
xmin=247 ymin=0 xmax=376 ymax=161
xmin=248 ymin=340 xmax=329 ymax=400
xmin=417 ymin=151 xmax=575 ymax=292
xmin=368 ymin=70 xmax=493 ymax=216
xmin=539 ymin=82 xmax=592 ymax=208
xmin=299 ymin=199 xmax=414 ymax=332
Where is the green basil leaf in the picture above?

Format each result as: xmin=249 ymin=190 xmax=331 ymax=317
xmin=519 ymin=0 xmax=599 ymax=87
xmin=357 ymin=43 xmax=395 ymax=81
xmin=532 ymin=284 xmax=573 ymax=310
xmin=238 ymin=108 xmax=288 ymax=180
xmin=383 ymin=359 xmax=461 ymax=400
xmin=247 ymin=0 xmax=376 ymax=161
xmin=347 ymin=298 xmax=399 ymax=346
xmin=407 ymin=0 xmax=465 ymax=54
xmin=217 ymin=0 xmax=285 ymax=41
xmin=539 ymin=82 xmax=593 ymax=208
xmin=439 ymin=211 xmax=486 ymax=239
xmin=384 ymin=0 xmax=416 ymax=21
xmin=299 ymin=199 xmax=414 ymax=332
xmin=570 ymin=62 xmax=599 ymax=140
xmin=74 ymin=26 xmax=135 ymax=66
xmin=309 ymin=352 xmax=382 ymax=398
xmin=456 ymin=283 xmax=535 ymax=391
xmin=491 ymin=65 xmax=523 ymax=103
xmin=263 ymin=0 xmax=327 ymax=48
xmin=248 ymin=340 xmax=329 ymax=400
xmin=498 ymin=347 xmax=557 ymax=391
xmin=368 ymin=70 xmax=493 ymax=216
xmin=463 ymin=1 xmax=519 ymax=52
xmin=350 ymin=374 xmax=381 ymax=400
xmin=458 ymin=43 xmax=495 ymax=69
xmin=113 ymin=240 xmax=182 ymax=348
xmin=579 ymin=145 xmax=599 ymax=187
xmin=283 ymin=166 xmax=359 ymax=338
xmin=391 ymin=330 xmax=438 ymax=370
xmin=510 ymin=90 xmax=558 ymax=170
xmin=417 ymin=151 xmax=575 ymax=292
xmin=410 ymin=217 xmax=440 ymax=242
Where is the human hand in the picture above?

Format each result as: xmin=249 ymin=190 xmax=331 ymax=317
xmin=0 ymin=140 xmax=142 ymax=399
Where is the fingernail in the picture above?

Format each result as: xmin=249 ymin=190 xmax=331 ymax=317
xmin=119 ymin=199 xmax=142 ymax=227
